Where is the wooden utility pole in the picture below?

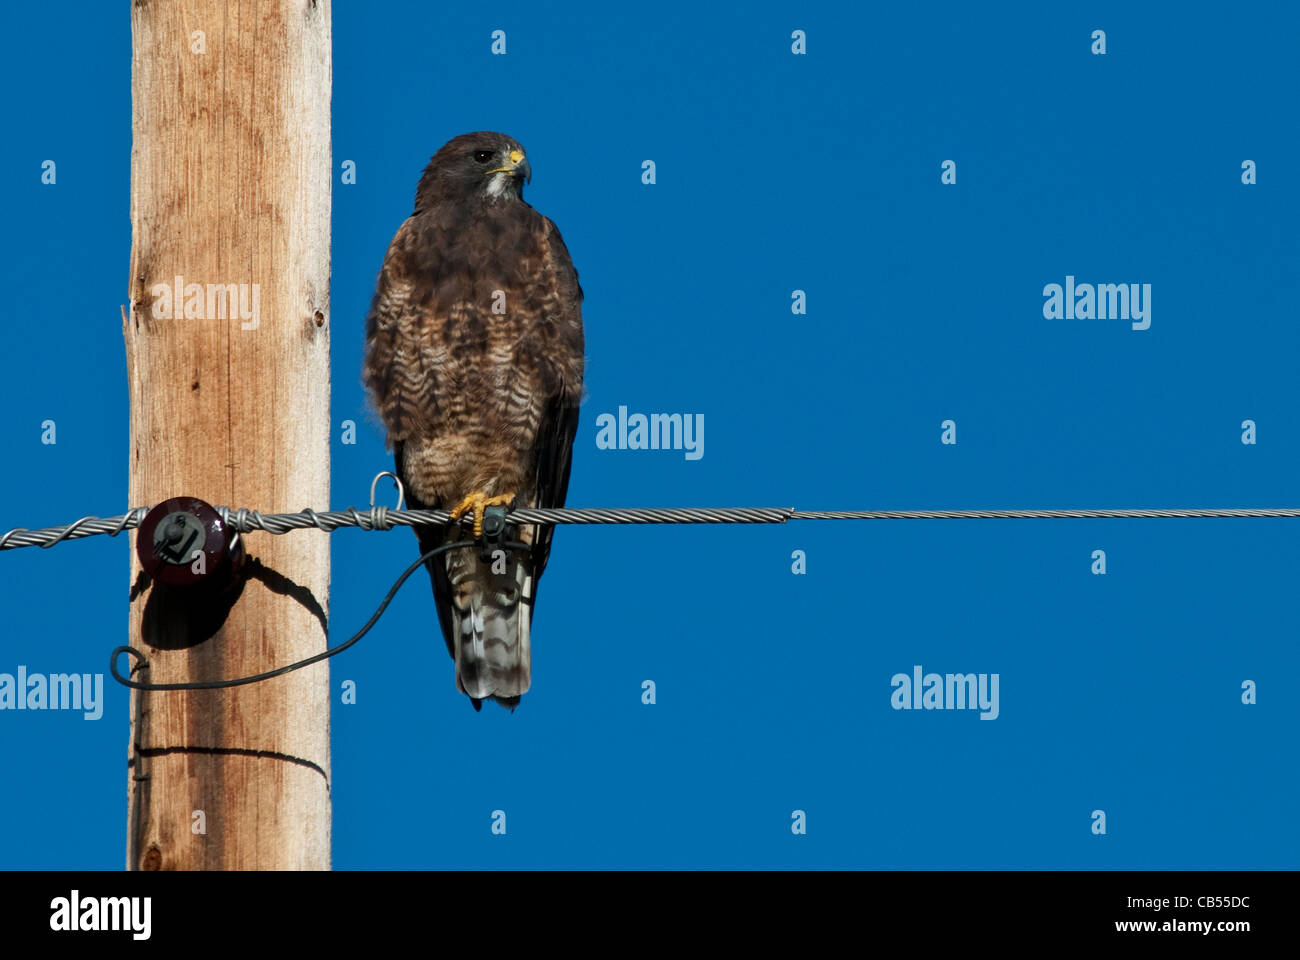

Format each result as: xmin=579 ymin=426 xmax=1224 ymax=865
xmin=123 ymin=1 xmax=332 ymax=869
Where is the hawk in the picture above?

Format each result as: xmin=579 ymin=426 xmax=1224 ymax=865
xmin=362 ymin=131 xmax=585 ymax=710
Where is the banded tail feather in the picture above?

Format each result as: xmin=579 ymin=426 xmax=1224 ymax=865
xmin=445 ymin=527 xmax=534 ymax=711
xmin=415 ymin=514 xmax=537 ymax=711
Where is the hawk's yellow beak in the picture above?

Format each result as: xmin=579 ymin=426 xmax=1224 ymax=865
xmin=488 ymin=149 xmax=531 ymax=183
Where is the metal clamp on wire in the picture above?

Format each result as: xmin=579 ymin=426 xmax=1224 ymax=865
xmin=479 ymin=504 xmax=511 ymax=561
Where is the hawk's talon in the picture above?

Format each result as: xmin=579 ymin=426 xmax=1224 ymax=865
xmin=449 ymin=491 xmax=517 ymax=538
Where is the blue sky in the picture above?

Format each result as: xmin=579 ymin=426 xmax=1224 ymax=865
xmin=0 ymin=1 xmax=1296 ymax=868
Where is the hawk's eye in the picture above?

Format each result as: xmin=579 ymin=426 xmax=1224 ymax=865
xmin=473 ymin=150 xmax=493 ymax=163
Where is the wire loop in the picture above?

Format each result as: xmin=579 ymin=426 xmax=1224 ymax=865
xmin=369 ymin=470 xmax=405 ymax=511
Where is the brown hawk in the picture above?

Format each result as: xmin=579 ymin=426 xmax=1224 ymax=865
xmin=362 ymin=131 xmax=585 ymax=711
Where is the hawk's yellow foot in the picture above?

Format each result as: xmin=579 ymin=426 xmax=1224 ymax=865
xmin=449 ymin=491 xmax=517 ymax=538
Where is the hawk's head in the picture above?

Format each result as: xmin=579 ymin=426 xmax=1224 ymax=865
xmin=414 ymin=131 xmax=531 ymax=211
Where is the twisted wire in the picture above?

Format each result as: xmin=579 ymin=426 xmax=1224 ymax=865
xmin=6 ymin=504 xmax=1300 ymax=552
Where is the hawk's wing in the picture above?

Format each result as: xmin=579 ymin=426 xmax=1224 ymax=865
xmin=526 ymin=215 xmax=584 ymax=586
xmin=361 ymin=216 xmax=442 ymax=445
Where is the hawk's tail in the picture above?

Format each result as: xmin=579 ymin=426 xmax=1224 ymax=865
xmin=444 ymin=541 xmax=534 ymax=711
